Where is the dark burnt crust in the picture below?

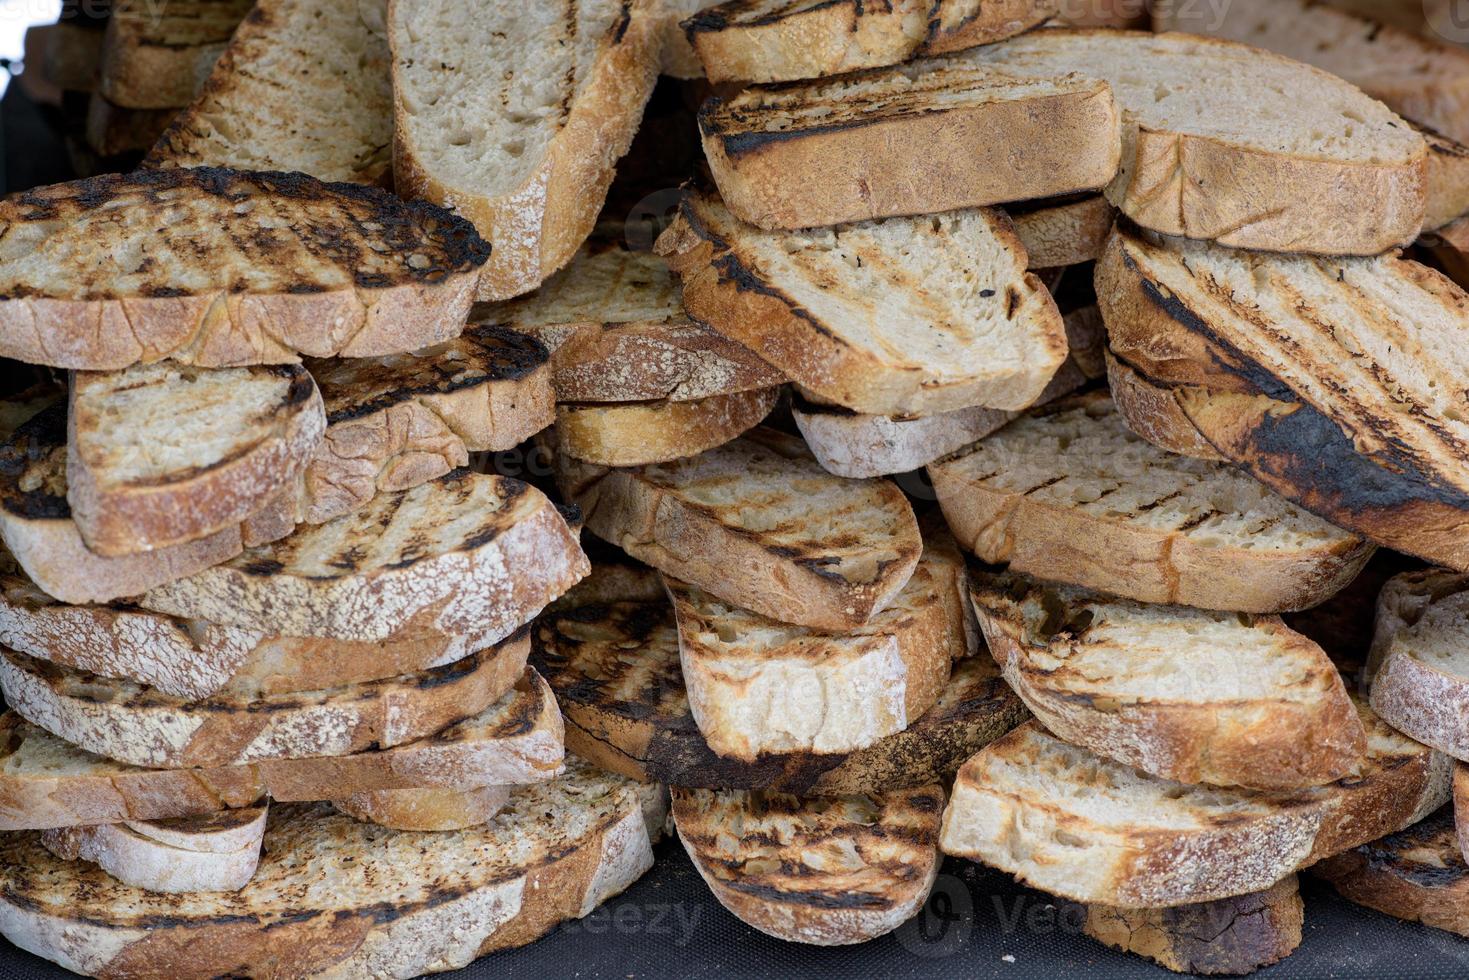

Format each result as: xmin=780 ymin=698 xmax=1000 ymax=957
xmin=1325 ymin=807 xmax=1467 ymax=890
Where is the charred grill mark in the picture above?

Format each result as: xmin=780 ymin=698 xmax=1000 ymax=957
xmin=1175 ymin=509 xmax=1220 ymax=533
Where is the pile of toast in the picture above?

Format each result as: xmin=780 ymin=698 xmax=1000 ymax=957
xmin=9 ymin=0 xmax=1469 ymax=976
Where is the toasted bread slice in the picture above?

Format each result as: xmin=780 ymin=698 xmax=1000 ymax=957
xmin=658 ymin=191 xmax=1068 ymax=416
xmin=555 ymin=387 xmax=779 ymax=467
xmin=1368 ymin=577 xmax=1469 ymax=762
xmin=1008 ymin=195 xmax=1115 ymax=269
xmin=666 ymin=532 xmax=969 ymax=761
xmin=140 ymin=470 xmax=587 ymax=642
xmin=146 ymin=0 xmax=394 ymax=184
xmin=391 ymin=1 xmax=662 ymax=301
xmin=1082 ymin=876 xmax=1304 ymax=976
xmin=1422 ymin=125 xmax=1469 ymax=230
xmin=83 ymin=94 xmax=175 ymax=157
xmin=97 ymin=0 xmax=250 ymax=109
xmin=333 ymin=785 xmax=512 ymax=832
xmin=0 ymin=670 xmax=564 ymax=831
xmin=971 ymin=567 xmax=1364 ymax=789
xmin=698 ymin=63 xmax=1119 ymax=229
xmin=0 ymin=761 xmax=664 ymax=978
xmin=965 ymin=29 xmax=1427 ymax=255
xmin=1365 ymin=568 xmax=1469 ymax=686
xmin=658 ymin=0 xmax=715 ymax=77
xmin=1104 ymin=351 xmax=1225 ymax=462
xmin=1099 ymin=225 xmax=1469 ymax=570
xmin=553 ymin=426 xmax=920 ymax=630
xmin=930 ymin=393 xmax=1374 ymax=613
xmin=683 ymin=0 xmax=1056 ymax=84
xmin=66 ymin=363 xmax=327 ymax=556
xmin=41 ymin=806 xmax=267 ymax=894
xmin=0 ymin=168 xmax=489 ymax=371
xmin=673 ymin=785 xmax=943 ymax=945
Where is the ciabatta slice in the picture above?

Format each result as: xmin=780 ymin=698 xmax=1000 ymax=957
xmin=1369 ymin=580 xmax=1469 ymax=762
xmin=97 ymin=0 xmax=249 ymax=109
xmin=333 ymin=785 xmax=512 ymax=832
xmin=556 ymin=387 xmax=779 ymax=467
xmin=658 ymin=191 xmax=1068 ymax=416
xmin=41 ymin=806 xmax=266 ymax=894
xmin=673 ymin=785 xmax=943 ymax=945
xmin=1009 ymin=195 xmax=1115 ymax=269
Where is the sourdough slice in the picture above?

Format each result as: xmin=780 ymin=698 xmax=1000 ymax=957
xmin=970 ymin=567 xmax=1364 ymax=789
xmin=139 ymin=470 xmax=588 ymax=642
xmin=0 ymin=761 xmax=665 ymax=978
xmin=555 ymin=387 xmax=779 ymax=466
xmin=97 ymin=0 xmax=251 ymax=109
xmin=391 ymin=1 xmax=662 ymax=301
xmin=1365 ymin=568 xmax=1469 ymax=686
xmin=303 ymin=325 xmax=554 ymax=524
xmin=1105 ymin=350 xmax=1225 ymax=462
xmin=682 ymin=0 xmax=1056 ymax=84
xmin=333 ymin=785 xmax=513 ymax=832
xmin=1368 ymin=581 xmax=1469 ymax=762
xmin=67 ymin=363 xmax=327 ymax=556
xmin=0 ymin=631 xmax=528 ymax=768
xmin=475 ymin=238 xmax=784 ymax=402
xmin=83 ymin=95 xmax=175 ymax=157
xmin=1081 ymin=876 xmax=1304 ymax=976
xmin=553 ymin=427 xmax=920 ymax=630
xmin=1008 ymin=195 xmax=1116 ymax=269
xmin=657 ymin=191 xmax=1068 ymax=416
xmin=672 ymin=785 xmax=943 ymax=945
xmin=0 ymin=670 xmax=564 ymax=831
xmin=0 ymin=168 xmax=489 ymax=370
xmin=965 ymin=29 xmax=1427 ymax=255
xmin=145 ymin=0 xmax=394 ymax=184
xmin=41 ymin=806 xmax=266 ymax=894
xmin=666 ymin=532 xmax=969 ymax=760
xmin=698 ymin=63 xmax=1119 ymax=229
xmin=929 ymin=393 xmax=1375 ymax=613
xmin=1098 ymin=226 xmax=1469 ymax=570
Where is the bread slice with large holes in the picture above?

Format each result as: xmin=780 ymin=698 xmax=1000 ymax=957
xmin=963 ymin=29 xmax=1427 ymax=255
xmin=657 ymin=191 xmax=1068 ymax=416
xmin=673 ymin=785 xmax=943 ymax=945
xmin=0 ymin=670 xmax=563 ymax=831
xmin=697 ymin=62 xmax=1120 ymax=229
xmin=333 ymin=785 xmax=512 ymax=832
xmin=552 ymin=426 xmax=920 ymax=630
xmin=391 ymin=1 xmax=662 ymax=301
xmin=1368 ymin=575 xmax=1469 ymax=762
xmin=929 ymin=393 xmax=1374 ymax=613
xmin=97 ymin=0 xmax=250 ymax=109
xmin=970 ymin=567 xmax=1364 ymax=789
xmin=555 ymin=387 xmax=779 ymax=467
xmin=0 ymin=760 xmax=665 ymax=978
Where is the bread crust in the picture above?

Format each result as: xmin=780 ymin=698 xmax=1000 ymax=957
xmin=1370 ymin=630 xmax=1469 ymax=763
xmin=1105 ymin=350 xmax=1224 ymax=461
xmin=97 ymin=1 xmax=250 ymax=109
xmin=334 ymin=785 xmax=512 ymax=831
xmin=556 ymin=386 xmax=779 ymax=466
xmin=1009 ymin=194 xmax=1116 ymax=269
xmin=83 ymin=95 xmax=175 ymax=157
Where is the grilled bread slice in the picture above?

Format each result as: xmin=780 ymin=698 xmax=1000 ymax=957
xmin=682 ymin=0 xmax=1055 ymax=84
xmin=0 ymin=670 xmax=564 ymax=831
xmin=930 ymin=393 xmax=1374 ymax=613
xmin=83 ymin=95 xmax=175 ymax=157
xmin=0 ymin=168 xmax=488 ymax=370
xmin=698 ymin=63 xmax=1119 ymax=229
xmin=965 ymin=30 xmax=1427 ymax=255
xmin=1368 ymin=577 xmax=1469 ymax=762
xmin=41 ymin=806 xmax=267 ymax=895
xmin=939 ymin=712 xmax=1450 ymax=907
xmin=146 ymin=0 xmax=394 ymax=184
xmin=970 ymin=567 xmax=1364 ymax=789
xmin=140 ymin=470 xmax=588 ymax=642
xmin=304 ymin=325 xmax=554 ymax=524
xmin=1081 ymin=876 xmax=1304 ymax=976
xmin=1365 ymin=568 xmax=1469 ymax=686
xmin=673 ymin=785 xmax=943 ymax=945
xmin=1104 ymin=351 xmax=1225 ymax=462
xmin=1008 ymin=195 xmax=1116 ymax=269
xmin=97 ymin=0 xmax=250 ymax=109
xmin=391 ymin=0 xmax=662 ymax=301
xmin=333 ymin=785 xmax=512 ymax=832
xmin=666 ymin=531 xmax=970 ymax=761
xmin=476 ymin=238 xmax=783 ymax=402
xmin=1099 ymin=225 xmax=1469 ymax=571
xmin=658 ymin=191 xmax=1068 ymax=416
xmin=0 ymin=761 xmax=664 ymax=979
xmin=555 ymin=387 xmax=780 ymax=466
xmin=553 ymin=427 xmax=920 ymax=630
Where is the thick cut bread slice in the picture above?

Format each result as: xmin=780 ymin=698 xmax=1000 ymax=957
xmin=97 ymin=0 xmax=251 ymax=109
xmin=83 ymin=95 xmax=175 ymax=157
xmin=145 ymin=0 xmax=394 ymax=184
xmin=41 ymin=806 xmax=266 ymax=894
xmin=665 ymin=531 xmax=970 ymax=760
xmin=391 ymin=1 xmax=662 ymax=301
xmin=304 ymin=325 xmax=554 ymax=524
xmin=1105 ymin=351 xmax=1225 ymax=462
xmin=67 ymin=363 xmax=327 ymax=557
xmin=1081 ymin=876 xmax=1304 ymax=976
xmin=553 ymin=427 xmax=920 ymax=630
xmin=1008 ymin=194 xmax=1116 ymax=269
xmin=698 ymin=63 xmax=1119 ymax=229
xmin=0 ymin=761 xmax=665 ymax=979
xmin=1365 ymin=568 xmax=1469 ymax=686
xmin=1368 ymin=581 xmax=1469 ymax=762
xmin=939 ymin=714 xmax=1450 ymax=907
xmin=673 ymin=785 xmax=943 ymax=945
xmin=929 ymin=393 xmax=1374 ymax=613
xmin=0 ymin=631 xmax=528 ymax=768
xmin=555 ymin=387 xmax=779 ymax=466
xmin=475 ymin=239 xmax=784 ymax=402
xmin=0 ymin=168 xmax=489 ymax=370
xmin=658 ymin=192 xmax=1068 ymax=416
xmin=970 ymin=567 xmax=1364 ymax=789
xmin=682 ymin=0 xmax=1056 ymax=84
xmin=0 ymin=670 xmax=564 ymax=831
xmin=140 ymin=470 xmax=588 ymax=642
xmin=334 ymin=785 xmax=513 ymax=832
xmin=1099 ymin=226 xmax=1469 ymax=571
xmin=965 ymin=30 xmax=1428 ymax=255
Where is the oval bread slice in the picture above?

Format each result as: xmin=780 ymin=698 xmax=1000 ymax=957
xmin=1369 ymin=579 xmax=1469 ymax=762
xmin=124 ymin=806 xmax=271 ymax=853
xmin=333 ymin=785 xmax=513 ymax=832
xmin=555 ymin=387 xmax=779 ymax=467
